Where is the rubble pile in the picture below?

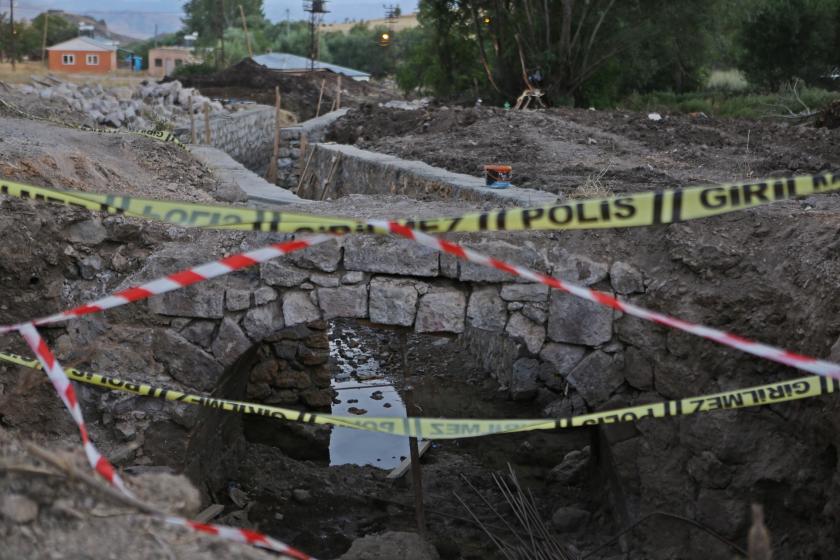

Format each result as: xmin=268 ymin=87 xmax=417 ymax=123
xmin=15 ymin=78 xmax=226 ymax=130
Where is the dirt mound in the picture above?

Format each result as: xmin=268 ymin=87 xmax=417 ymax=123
xmin=336 ymin=105 xmax=840 ymax=195
xmin=179 ymin=58 xmax=394 ymax=121
xmin=816 ymin=99 xmax=840 ymax=129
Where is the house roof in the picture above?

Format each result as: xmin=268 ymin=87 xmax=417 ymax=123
xmin=252 ymin=53 xmax=370 ymax=78
xmin=47 ymin=36 xmax=116 ymax=52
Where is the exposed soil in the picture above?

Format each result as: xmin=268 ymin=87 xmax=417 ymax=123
xmin=4 ymin=97 xmax=840 ymax=560
xmin=179 ymin=59 xmax=397 ymax=121
xmin=328 ymin=104 xmax=840 ymax=194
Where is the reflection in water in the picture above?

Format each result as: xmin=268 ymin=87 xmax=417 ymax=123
xmin=328 ymin=323 xmax=411 ymax=469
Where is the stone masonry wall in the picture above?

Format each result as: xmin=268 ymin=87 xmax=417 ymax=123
xmin=299 ymin=143 xmax=559 ymax=206
xmin=189 ymin=105 xmax=277 ymax=176
xmin=277 ymin=109 xmax=349 ymax=189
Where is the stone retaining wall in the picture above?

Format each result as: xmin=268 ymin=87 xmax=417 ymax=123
xmin=299 ymin=143 xmax=559 ymax=206
xmin=190 ymin=105 xmax=277 ymax=176
xmin=277 ymin=109 xmax=349 ymax=189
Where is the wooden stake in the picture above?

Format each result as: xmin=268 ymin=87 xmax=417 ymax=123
xmin=203 ymin=102 xmax=211 ymax=144
xmin=336 ymin=74 xmax=342 ymax=109
xmin=318 ymin=154 xmax=341 ymax=201
xmin=294 ymin=148 xmax=315 ymax=194
xmin=401 ymin=331 xmax=426 ymax=533
xmin=298 ymin=132 xmax=309 ymax=173
xmin=238 ymin=4 xmax=253 ymax=58
xmin=188 ymin=95 xmax=196 ymax=144
xmin=266 ymin=86 xmax=282 ymax=183
xmin=315 ymin=78 xmax=326 ymax=118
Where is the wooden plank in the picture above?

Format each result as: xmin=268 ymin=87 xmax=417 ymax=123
xmin=194 ymin=504 xmax=225 ymax=523
xmin=387 ymin=440 xmax=431 ymax=480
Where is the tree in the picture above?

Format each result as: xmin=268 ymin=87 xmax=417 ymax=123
xmin=20 ymin=13 xmax=77 ymax=60
xmin=182 ymin=0 xmax=265 ymax=65
xmin=737 ymin=0 xmax=838 ymax=89
xmin=397 ymin=0 xmax=719 ymax=105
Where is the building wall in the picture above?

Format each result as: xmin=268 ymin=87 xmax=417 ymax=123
xmin=148 ymin=49 xmax=197 ymax=78
xmin=48 ymin=50 xmax=114 ymax=74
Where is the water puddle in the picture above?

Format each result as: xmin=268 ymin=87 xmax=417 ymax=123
xmin=328 ymin=323 xmax=413 ymax=469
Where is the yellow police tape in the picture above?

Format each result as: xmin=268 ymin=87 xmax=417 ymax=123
xmin=0 ymin=98 xmax=185 ymax=148
xmin=1 ymin=351 xmax=835 ymax=439
xmin=2 ymin=171 xmax=839 ymax=234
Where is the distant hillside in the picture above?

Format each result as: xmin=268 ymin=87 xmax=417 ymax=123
xmin=322 ymin=13 xmax=419 ymax=33
xmin=47 ymin=11 xmax=143 ymax=44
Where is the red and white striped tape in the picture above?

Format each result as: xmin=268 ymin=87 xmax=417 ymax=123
xmin=18 ymin=322 xmax=314 ymax=559
xmin=367 ymin=220 xmax=840 ymax=380
xmin=0 ymin=235 xmax=334 ymax=334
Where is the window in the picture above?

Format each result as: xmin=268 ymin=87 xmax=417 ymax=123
xmin=62 ymin=54 xmax=75 ymax=65
xmin=86 ymin=54 xmax=99 ymax=65
xmin=174 ymin=59 xmax=183 ymax=67
xmin=154 ymin=58 xmax=163 ymax=68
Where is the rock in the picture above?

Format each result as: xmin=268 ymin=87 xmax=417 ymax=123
xmin=79 ymin=255 xmax=102 ymax=279
xmin=344 ymin=236 xmax=439 ymax=277
xmin=292 ymin=489 xmax=312 ymax=504
xmin=339 ymin=531 xmax=440 ymax=560
xmin=539 ymin=343 xmax=586 ymax=381
xmin=547 ymin=291 xmax=613 ymax=346
xmin=466 ymin=286 xmax=507 ymax=331
xmin=458 ymin=240 xmax=547 ymax=283
xmin=548 ymin=447 xmax=590 ymax=484
xmin=543 ymin=394 xmax=587 ymax=418
xmin=63 ymin=219 xmax=107 ymax=245
xmin=301 ymin=388 xmax=333 ymax=408
xmin=341 ymin=271 xmax=364 ymax=284
xmin=0 ymin=494 xmax=38 ymax=524
xmin=225 ymin=288 xmax=251 ymax=311
xmin=551 ymin=250 xmax=609 ymax=286
xmin=261 ymin=260 xmax=309 ymax=287
xmin=283 ymin=291 xmax=321 ymax=326
xmin=510 ymin=358 xmax=540 ymax=400
xmin=180 ymin=320 xmax=216 ymax=349
xmin=504 ymin=312 xmax=545 ymax=354
xmin=210 ymin=317 xmax=252 ymax=366
xmin=624 ymin=346 xmax=654 ymax=390
xmin=610 ymin=261 xmax=644 ymax=294
xmin=500 ymin=283 xmax=550 ymax=302
xmin=521 ymin=302 xmax=547 ymax=324
xmin=153 ymin=330 xmax=224 ymax=391
xmin=317 ymin=284 xmax=368 ymax=319
xmin=369 ymin=278 xmax=418 ymax=326
xmin=242 ymin=301 xmax=285 ymax=340
xmin=566 ymin=351 xmax=624 ymax=406
xmin=149 ymin=285 xmax=225 ymax=319
xmin=415 ymin=287 xmax=466 ymax=333
xmin=254 ymin=286 xmax=278 ymax=305
xmin=551 ymin=507 xmax=590 ymax=532
xmin=309 ymin=273 xmax=340 ymax=287
xmin=288 ymin=239 xmax=342 ymax=272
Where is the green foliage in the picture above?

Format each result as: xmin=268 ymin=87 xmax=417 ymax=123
xmin=171 ymin=62 xmax=217 ymax=79
xmin=737 ymin=0 xmax=839 ymax=89
xmin=182 ymin=0 xmax=265 ymax=65
xmin=16 ymin=13 xmax=77 ymax=60
xmin=619 ymin=84 xmax=840 ymax=118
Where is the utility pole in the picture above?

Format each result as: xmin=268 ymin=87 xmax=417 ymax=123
xmin=41 ymin=12 xmax=48 ymax=67
xmin=10 ymin=0 xmax=16 ymax=71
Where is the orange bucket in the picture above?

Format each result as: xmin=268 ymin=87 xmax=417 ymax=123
xmin=484 ymin=164 xmax=512 ymax=187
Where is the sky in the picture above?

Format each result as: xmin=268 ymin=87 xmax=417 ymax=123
xmin=12 ymin=1 xmax=421 ymax=37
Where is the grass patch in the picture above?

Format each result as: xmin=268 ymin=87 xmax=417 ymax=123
xmin=0 ymin=61 xmax=148 ymax=88
xmin=619 ymin=84 xmax=840 ymax=119
xmin=706 ymin=69 xmax=749 ymax=92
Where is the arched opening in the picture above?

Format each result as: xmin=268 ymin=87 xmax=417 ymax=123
xmin=180 ymin=317 xmax=601 ymax=559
